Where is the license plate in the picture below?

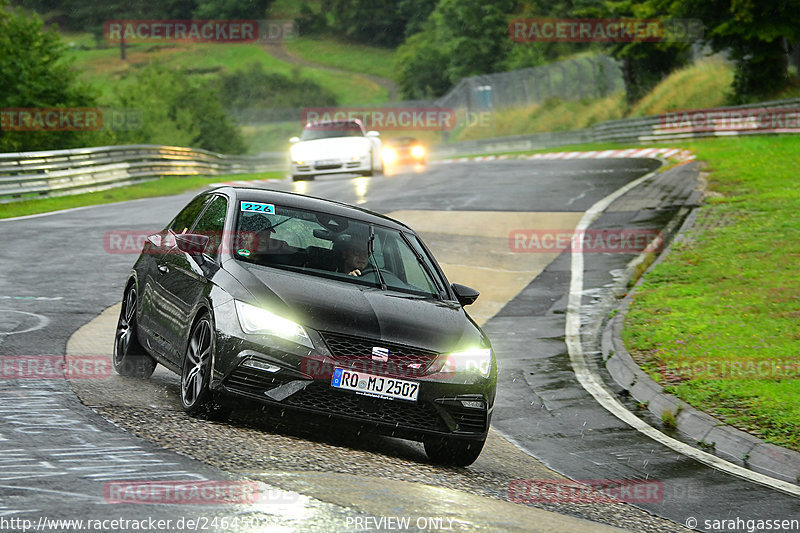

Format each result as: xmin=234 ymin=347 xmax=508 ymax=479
xmin=331 ymin=368 xmax=419 ymax=402
xmin=316 ymin=159 xmax=339 ymax=166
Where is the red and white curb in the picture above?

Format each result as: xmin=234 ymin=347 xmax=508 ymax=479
xmin=436 ymin=147 xmax=695 ymax=164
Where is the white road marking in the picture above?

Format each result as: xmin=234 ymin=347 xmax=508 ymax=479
xmin=0 ymin=310 xmax=49 ymax=336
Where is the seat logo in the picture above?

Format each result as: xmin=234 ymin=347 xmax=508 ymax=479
xmin=371 ymin=347 xmax=389 ymax=362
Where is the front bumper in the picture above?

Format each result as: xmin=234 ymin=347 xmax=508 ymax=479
xmin=210 ymin=302 xmax=495 ymax=441
xmin=291 ymin=155 xmax=371 ymax=176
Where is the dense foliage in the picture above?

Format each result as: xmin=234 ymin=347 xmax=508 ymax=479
xmin=0 ymin=0 xmax=106 ymax=151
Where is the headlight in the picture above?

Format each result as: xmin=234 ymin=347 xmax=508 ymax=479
xmin=442 ymin=348 xmax=492 ymax=378
xmin=234 ymin=300 xmax=313 ymax=349
xmin=382 ymin=147 xmax=397 ymax=164
xmin=411 ymin=145 xmax=425 ymax=159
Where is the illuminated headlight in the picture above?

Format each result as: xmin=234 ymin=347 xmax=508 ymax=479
xmin=411 ymin=145 xmax=425 ymax=159
xmin=442 ymin=348 xmax=492 ymax=377
xmin=381 ymin=147 xmax=397 ymax=164
xmin=234 ymin=300 xmax=313 ymax=349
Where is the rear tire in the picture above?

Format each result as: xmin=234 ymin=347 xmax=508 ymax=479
xmin=113 ymin=285 xmax=157 ymax=378
xmin=423 ymin=436 xmax=486 ymax=466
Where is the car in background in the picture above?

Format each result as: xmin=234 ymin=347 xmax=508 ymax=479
xmin=113 ymin=187 xmax=497 ymax=466
xmin=289 ymin=119 xmax=383 ymax=182
xmin=381 ymin=136 xmax=427 ymax=167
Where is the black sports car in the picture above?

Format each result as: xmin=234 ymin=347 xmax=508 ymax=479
xmin=113 ymin=187 xmax=496 ymax=465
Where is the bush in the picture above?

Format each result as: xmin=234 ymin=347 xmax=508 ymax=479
xmin=111 ymin=63 xmax=245 ymax=154
xmin=217 ymin=63 xmax=338 ymax=110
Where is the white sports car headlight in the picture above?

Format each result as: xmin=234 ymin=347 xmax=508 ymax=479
xmin=235 ymin=300 xmax=313 ymax=349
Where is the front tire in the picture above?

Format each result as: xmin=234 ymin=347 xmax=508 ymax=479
xmin=180 ymin=314 xmax=228 ymax=419
xmin=423 ymin=436 xmax=486 ymax=466
xmin=113 ymin=285 xmax=157 ymax=378
xmin=292 ymin=174 xmax=315 ymax=181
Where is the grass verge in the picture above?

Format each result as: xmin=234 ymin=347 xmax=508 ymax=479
xmin=285 ymin=36 xmax=396 ymax=80
xmin=0 ymin=171 xmax=284 ymax=219
xmin=622 ymin=135 xmax=800 ymax=452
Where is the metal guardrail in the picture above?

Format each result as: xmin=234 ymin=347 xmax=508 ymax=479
xmin=0 ymin=144 xmax=285 ymax=201
xmin=433 ymin=97 xmax=800 ymax=157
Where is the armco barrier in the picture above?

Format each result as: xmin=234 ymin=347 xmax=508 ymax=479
xmin=433 ymin=97 xmax=800 ymax=158
xmin=0 ymin=145 xmax=284 ymax=201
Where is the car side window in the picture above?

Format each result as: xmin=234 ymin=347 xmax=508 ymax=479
xmin=169 ymin=195 xmax=210 ymax=234
xmin=191 ymin=196 xmax=228 ymax=258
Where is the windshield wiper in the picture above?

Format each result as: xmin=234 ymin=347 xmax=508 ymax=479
xmin=368 ymin=225 xmax=387 ymax=290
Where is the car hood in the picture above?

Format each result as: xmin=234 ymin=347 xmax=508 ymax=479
xmin=290 ymin=137 xmax=372 ymax=160
xmin=230 ymin=262 xmax=482 ymax=354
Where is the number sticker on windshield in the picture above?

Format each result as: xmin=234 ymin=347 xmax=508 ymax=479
xmin=240 ymin=202 xmax=275 ymax=214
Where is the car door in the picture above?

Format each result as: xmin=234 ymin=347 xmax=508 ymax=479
xmin=155 ymin=195 xmax=229 ymax=364
xmin=140 ymin=194 xmax=210 ymax=348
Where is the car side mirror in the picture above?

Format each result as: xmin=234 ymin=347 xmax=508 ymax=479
xmin=175 ymin=233 xmax=209 ymax=258
xmin=366 ymin=131 xmax=380 ymax=137
xmin=146 ymin=233 xmax=162 ymax=247
xmin=289 ymin=137 xmax=300 ymax=143
xmin=451 ymin=283 xmax=479 ymax=306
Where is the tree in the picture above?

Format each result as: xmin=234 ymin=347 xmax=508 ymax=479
xmin=395 ymin=31 xmax=451 ymax=99
xmin=578 ymin=0 xmax=691 ymax=105
xmin=193 ymin=0 xmax=272 ymax=19
xmin=0 ymin=0 xmax=106 ymax=152
xmin=322 ymin=0 xmax=437 ymax=48
xmin=664 ymin=0 xmax=800 ymax=102
xmin=395 ymin=0 xmax=517 ymax=98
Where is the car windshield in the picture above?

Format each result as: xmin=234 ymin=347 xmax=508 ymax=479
xmin=300 ymin=122 xmax=365 ymax=141
xmin=233 ymin=201 xmax=444 ymax=298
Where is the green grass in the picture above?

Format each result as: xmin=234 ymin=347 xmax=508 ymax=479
xmin=454 ymin=93 xmax=627 ymax=142
xmin=622 ymin=135 xmax=800 ymax=451
xmin=629 ymin=58 xmax=734 ymax=116
xmin=285 ymin=36 xmax=396 ymax=80
xmin=64 ymin=39 xmax=388 ymax=105
xmin=0 ymin=171 xmax=284 ymax=219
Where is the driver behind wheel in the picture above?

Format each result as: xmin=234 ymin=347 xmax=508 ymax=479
xmin=336 ymin=237 xmax=370 ymax=276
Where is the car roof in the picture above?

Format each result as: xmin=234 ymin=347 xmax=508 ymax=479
xmin=304 ymin=118 xmax=364 ymax=128
xmin=209 ymin=187 xmax=413 ymax=232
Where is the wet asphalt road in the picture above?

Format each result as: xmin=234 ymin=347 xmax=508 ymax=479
xmin=0 ymin=158 xmax=797 ymax=531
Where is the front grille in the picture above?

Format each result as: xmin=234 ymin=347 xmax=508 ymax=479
xmin=315 ymin=162 xmax=342 ymax=170
xmin=320 ymin=332 xmax=439 ymax=375
xmin=284 ymin=382 xmax=447 ymax=431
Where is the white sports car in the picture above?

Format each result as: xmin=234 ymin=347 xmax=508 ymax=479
xmin=289 ymin=119 xmax=383 ymax=181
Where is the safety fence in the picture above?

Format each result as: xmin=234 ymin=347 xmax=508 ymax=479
xmin=0 ymin=145 xmax=283 ymax=201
